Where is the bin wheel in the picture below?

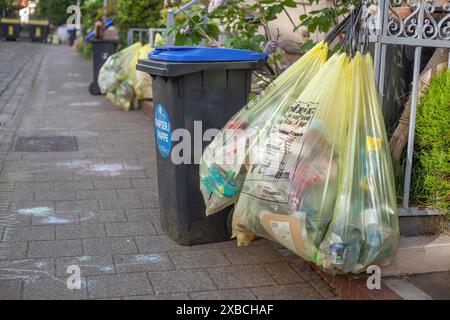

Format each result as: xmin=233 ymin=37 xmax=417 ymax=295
xmin=89 ymin=82 xmax=101 ymax=95
xmin=226 ymin=206 xmax=234 ymax=236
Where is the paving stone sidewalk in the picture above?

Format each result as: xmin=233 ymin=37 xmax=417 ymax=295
xmin=0 ymin=42 xmax=42 ymax=96
xmin=0 ymin=43 xmax=46 ymax=163
xmin=0 ymin=43 xmax=337 ymax=300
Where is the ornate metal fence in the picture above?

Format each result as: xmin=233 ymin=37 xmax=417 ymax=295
xmin=365 ymin=0 xmax=450 ymax=216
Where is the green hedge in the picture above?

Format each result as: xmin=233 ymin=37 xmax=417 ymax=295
xmin=411 ymin=70 xmax=450 ymax=212
xmin=36 ymin=0 xmax=75 ymax=25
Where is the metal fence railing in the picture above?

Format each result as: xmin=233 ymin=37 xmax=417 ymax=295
xmin=166 ymin=0 xmax=205 ymax=46
xmin=127 ymin=28 xmax=167 ymax=47
xmin=127 ymin=0 xmax=209 ymax=47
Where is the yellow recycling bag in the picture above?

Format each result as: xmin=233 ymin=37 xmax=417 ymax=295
xmin=230 ymin=49 xmax=399 ymax=274
xmin=315 ymin=53 xmax=399 ymax=274
xmin=199 ymin=42 xmax=329 ymax=215
xmin=99 ymin=43 xmax=154 ymax=111
xmin=232 ymin=53 xmax=352 ymax=256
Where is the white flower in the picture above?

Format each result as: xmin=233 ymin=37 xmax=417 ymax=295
xmin=180 ymin=25 xmax=191 ymax=35
xmin=164 ymin=0 xmax=181 ymax=8
xmin=263 ymin=40 xmax=279 ymax=54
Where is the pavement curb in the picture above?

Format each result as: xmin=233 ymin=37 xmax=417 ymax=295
xmin=309 ymin=263 xmax=403 ymax=300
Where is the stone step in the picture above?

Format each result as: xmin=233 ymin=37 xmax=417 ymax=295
xmin=382 ymin=234 xmax=450 ymax=276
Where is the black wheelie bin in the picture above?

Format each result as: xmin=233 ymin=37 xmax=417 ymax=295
xmin=137 ymin=46 xmax=268 ymax=245
xmin=88 ymin=39 xmax=119 ymax=95
xmin=1 ymin=18 xmax=21 ymax=41
xmin=68 ymin=27 xmax=77 ymax=46
xmin=29 ymin=20 xmax=49 ymax=42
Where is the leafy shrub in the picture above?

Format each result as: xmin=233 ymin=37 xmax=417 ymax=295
xmin=36 ymin=0 xmax=76 ymax=25
xmin=115 ymin=0 xmax=163 ymax=35
xmin=81 ymin=42 xmax=93 ymax=59
xmin=0 ymin=0 xmax=5 ymax=15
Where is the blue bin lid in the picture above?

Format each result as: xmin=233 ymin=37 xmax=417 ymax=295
xmin=149 ymin=46 xmax=268 ymax=62
xmin=105 ymin=19 xmax=114 ymax=28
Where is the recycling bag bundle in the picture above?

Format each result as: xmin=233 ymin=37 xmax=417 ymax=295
xmin=315 ymin=53 xmax=399 ymax=273
xmin=201 ymin=4 xmax=399 ymax=274
xmin=98 ymin=42 xmax=153 ymax=111
xmin=232 ymin=52 xmax=352 ymax=255
xmin=232 ymin=50 xmax=399 ymax=273
xmin=199 ymin=42 xmax=329 ymax=215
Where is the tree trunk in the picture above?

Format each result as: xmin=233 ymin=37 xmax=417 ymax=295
xmin=389 ymin=48 xmax=449 ymax=161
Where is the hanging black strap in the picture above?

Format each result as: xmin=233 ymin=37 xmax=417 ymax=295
xmin=325 ymin=13 xmax=352 ymax=44
xmin=340 ymin=2 xmax=365 ymax=57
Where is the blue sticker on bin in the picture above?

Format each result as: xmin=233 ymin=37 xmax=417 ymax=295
xmin=154 ymin=104 xmax=172 ymax=159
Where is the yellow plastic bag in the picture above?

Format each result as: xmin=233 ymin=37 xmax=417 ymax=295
xmin=154 ymin=33 xmax=166 ymax=46
xmin=98 ymin=42 xmax=142 ymax=95
xmin=105 ymin=79 xmax=135 ymax=112
xmin=231 ymin=51 xmax=399 ymax=274
xmin=199 ymin=42 xmax=329 ymax=216
xmin=315 ymin=53 xmax=399 ymax=274
xmin=232 ymin=53 xmax=351 ymax=257
xmin=205 ymin=3 xmax=399 ymax=274
xmin=99 ymin=42 xmax=154 ymax=111
xmin=135 ymin=44 xmax=154 ymax=101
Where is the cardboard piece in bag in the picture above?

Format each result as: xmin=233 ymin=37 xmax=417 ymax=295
xmin=260 ymin=211 xmax=307 ymax=259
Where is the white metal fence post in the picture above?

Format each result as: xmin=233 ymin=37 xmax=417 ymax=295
xmin=403 ymin=45 xmax=423 ymax=209
xmin=167 ymin=9 xmax=174 ymax=46
xmin=402 ymin=1 xmax=425 ymax=209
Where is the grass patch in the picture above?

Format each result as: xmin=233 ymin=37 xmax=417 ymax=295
xmin=422 ymin=215 xmax=449 ymax=236
xmin=410 ymin=70 xmax=450 ymax=213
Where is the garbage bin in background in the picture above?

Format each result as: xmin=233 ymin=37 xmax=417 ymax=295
xmin=29 ymin=20 xmax=49 ymax=42
xmin=88 ymin=39 xmax=119 ymax=95
xmin=67 ymin=28 xmax=77 ymax=46
xmin=1 ymin=18 xmax=21 ymax=41
xmin=137 ymin=47 xmax=268 ymax=245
